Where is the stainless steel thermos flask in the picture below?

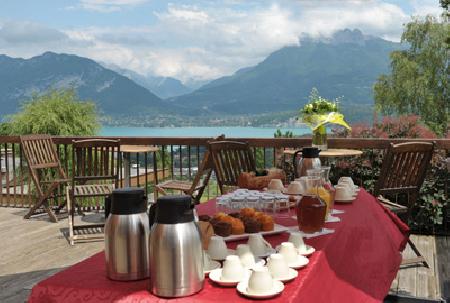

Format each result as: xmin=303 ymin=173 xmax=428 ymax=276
xmin=149 ymin=195 xmax=204 ymax=297
xmin=104 ymin=187 xmax=150 ymax=281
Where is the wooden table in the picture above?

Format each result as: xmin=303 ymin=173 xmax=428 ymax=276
xmin=121 ymin=145 xmax=159 ymax=188
xmin=283 ymin=148 xmax=363 ymax=158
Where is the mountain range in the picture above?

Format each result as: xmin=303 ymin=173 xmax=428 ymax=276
xmin=169 ymin=29 xmax=400 ymax=117
xmin=0 ymin=52 xmax=167 ymax=115
xmin=0 ymin=29 xmax=401 ymax=123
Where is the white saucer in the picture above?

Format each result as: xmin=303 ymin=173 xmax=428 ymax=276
xmin=237 ymin=280 xmax=284 ymax=299
xmin=331 ymin=209 xmax=345 ymax=214
xmin=282 ymin=189 xmax=301 ymax=195
xmin=274 ymin=267 xmax=298 ymax=282
xmin=209 ymin=249 xmax=236 ymax=261
xmin=209 ymin=268 xmax=250 ymax=287
xmin=297 ymin=245 xmax=315 ymax=256
xmin=253 ymin=248 xmax=276 ymax=258
xmin=287 ymin=255 xmax=309 ymax=269
xmin=265 ymin=189 xmax=282 ymax=194
xmin=204 ymin=261 xmax=221 ymax=276
xmin=335 ymin=196 xmax=356 ymax=203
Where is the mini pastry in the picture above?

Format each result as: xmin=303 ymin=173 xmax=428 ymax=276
xmin=212 ymin=221 xmax=232 ymax=237
xmin=240 ymin=207 xmax=256 ymax=218
xmin=243 ymin=218 xmax=261 ymax=233
xmin=230 ymin=218 xmax=245 ymax=235
xmin=260 ymin=215 xmax=274 ymax=231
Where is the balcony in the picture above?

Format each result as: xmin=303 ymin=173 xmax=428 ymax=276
xmin=0 ymin=135 xmax=449 ymax=302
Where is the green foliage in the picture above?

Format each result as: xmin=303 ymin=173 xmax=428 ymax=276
xmin=3 ymin=88 xmax=99 ymax=135
xmin=274 ymin=129 xmax=294 ymax=138
xmin=300 ymin=88 xmax=339 ymax=115
xmin=374 ymin=16 xmax=449 ymax=136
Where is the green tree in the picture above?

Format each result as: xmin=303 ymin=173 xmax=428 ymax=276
xmin=2 ymin=88 xmax=99 ymax=135
xmin=373 ymin=16 xmax=449 ymax=136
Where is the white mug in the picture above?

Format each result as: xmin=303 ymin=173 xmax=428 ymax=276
xmin=247 ymin=266 xmax=274 ymax=295
xmin=267 ymin=253 xmax=290 ymax=279
xmin=221 ymin=255 xmax=245 ymax=281
xmin=335 ymin=185 xmax=354 ymax=201
xmin=288 ymin=231 xmax=305 ymax=249
xmin=285 ymin=181 xmax=303 ymax=195
xmin=207 ymin=236 xmax=228 ymax=260
xmin=279 ymin=242 xmax=298 ymax=264
xmin=338 ymin=177 xmax=355 ymax=187
xmin=203 ymin=250 xmax=212 ymax=268
xmin=248 ymin=234 xmax=272 ymax=256
xmin=268 ymin=179 xmax=284 ymax=191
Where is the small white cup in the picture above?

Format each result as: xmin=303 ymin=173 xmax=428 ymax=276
xmin=248 ymin=234 xmax=271 ymax=256
xmin=236 ymin=244 xmax=256 ymax=268
xmin=221 ymin=255 xmax=245 ymax=281
xmin=247 ymin=266 xmax=274 ymax=295
xmin=335 ymin=185 xmax=354 ymax=201
xmin=338 ymin=177 xmax=355 ymax=187
xmin=208 ymin=236 xmax=228 ymax=260
xmin=288 ymin=231 xmax=305 ymax=249
xmin=285 ymin=181 xmax=303 ymax=195
xmin=203 ymin=251 xmax=212 ymax=268
xmin=267 ymin=253 xmax=290 ymax=279
xmin=268 ymin=179 xmax=284 ymax=191
xmin=279 ymin=242 xmax=298 ymax=264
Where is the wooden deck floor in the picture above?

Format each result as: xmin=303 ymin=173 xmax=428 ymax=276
xmin=0 ymin=207 xmax=448 ymax=302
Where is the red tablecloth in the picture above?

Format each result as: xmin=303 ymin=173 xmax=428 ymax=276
xmin=28 ymin=189 xmax=408 ymax=303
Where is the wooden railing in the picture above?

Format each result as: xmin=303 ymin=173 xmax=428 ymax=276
xmin=0 ymin=135 xmax=448 ymax=207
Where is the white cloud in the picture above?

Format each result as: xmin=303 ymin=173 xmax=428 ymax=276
xmin=77 ymin=0 xmax=148 ymax=12
xmin=1 ymin=1 xmax=430 ymax=83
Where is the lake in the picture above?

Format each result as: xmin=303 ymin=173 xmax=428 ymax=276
xmin=101 ymin=126 xmax=310 ymax=138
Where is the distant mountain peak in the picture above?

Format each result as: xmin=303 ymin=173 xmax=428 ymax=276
xmin=300 ymin=28 xmax=379 ymax=46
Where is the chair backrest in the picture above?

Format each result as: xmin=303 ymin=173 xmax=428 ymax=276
xmin=208 ymin=140 xmax=256 ymax=194
xmin=374 ymin=142 xmax=434 ymax=202
xmin=20 ymin=134 xmax=61 ymax=170
xmin=72 ymin=139 xmax=120 ymax=185
xmin=20 ymin=135 xmax=67 ymax=188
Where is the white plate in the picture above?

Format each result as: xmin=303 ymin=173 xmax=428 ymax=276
xmin=274 ymin=267 xmax=298 ymax=282
xmin=209 ymin=268 xmax=250 ymax=287
xmin=287 ymin=255 xmax=309 ymax=269
xmin=331 ymin=209 xmax=345 ymax=215
xmin=298 ymin=245 xmax=315 ymax=257
xmin=223 ymin=224 xmax=289 ymax=242
xmin=210 ymin=249 xmax=236 ymax=261
xmin=275 ymin=244 xmax=315 ymax=257
xmin=204 ymin=261 xmax=221 ymax=276
xmin=236 ymin=280 xmax=284 ymax=299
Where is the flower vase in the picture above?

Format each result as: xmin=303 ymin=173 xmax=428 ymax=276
xmin=312 ymin=125 xmax=327 ymax=151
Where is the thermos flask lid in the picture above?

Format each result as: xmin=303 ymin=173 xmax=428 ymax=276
xmin=110 ymin=187 xmax=147 ymax=215
xmin=155 ymin=195 xmax=194 ymax=224
xmin=302 ymin=147 xmax=320 ymax=158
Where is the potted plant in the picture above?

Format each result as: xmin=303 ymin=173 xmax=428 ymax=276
xmin=300 ymin=88 xmax=351 ymax=150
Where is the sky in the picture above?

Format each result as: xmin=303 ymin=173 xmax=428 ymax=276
xmin=0 ymin=0 xmax=444 ymax=84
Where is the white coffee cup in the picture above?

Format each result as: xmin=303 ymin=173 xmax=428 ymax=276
xmin=288 ymin=231 xmax=305 ymax=249
xmin=268 ymin=179 xmax=284 ymax=191
xmin=247 ymin=266 xmax=274 ymax=295
xmin=221 ymin=255 xmax=245 ymax=281
xmin=279 ymin=242 xmax=298 ymax=264
xmin=203 ymin=250 xmax=212 ymax=268
xmin=236 ymin=244 xmax=256 ymax=268
xmin=248 ymin=234 xmax=271 ymax=256
xmin=267 ymin=253 xmax=290 ymax=279
xmin=335 ymin=185 xmax=354 ymax=201
xmin=338 ymin=177 xmax=355 ymax=187
xmin=285 ymin=181 xmax=303 ymax=195
xmin=207 ymin=236 xmax=228 ymax=260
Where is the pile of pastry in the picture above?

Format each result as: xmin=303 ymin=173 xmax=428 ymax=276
xmin=199 ymin=208 xmax=274 ymax=237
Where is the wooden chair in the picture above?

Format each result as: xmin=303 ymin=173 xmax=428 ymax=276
xmin=374 ymin=141 xmax=435 ymax=268
xmin=20 ymin=134 xmax=69 ymax=223
xmin=67 ymin=139 xmax=120 ymax=245
xmin=208 ymin=140 xmax=256 ymax=194
xmin=155 ymin=150 xmax=213 ymax=204
xmin=155 ymin=135 xmax=224 ymax=204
